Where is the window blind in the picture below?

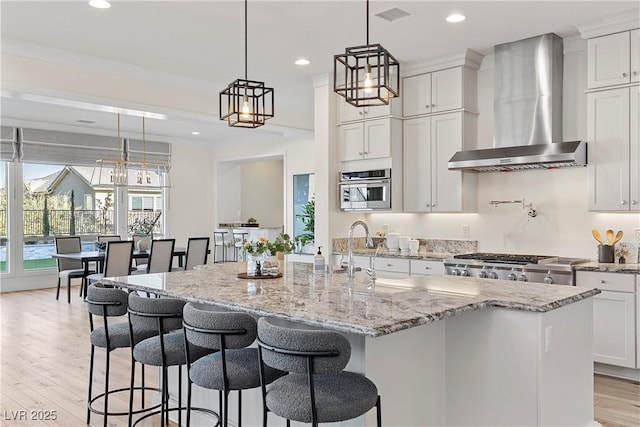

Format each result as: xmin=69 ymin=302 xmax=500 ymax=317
xmin=126 ymin=138 xmax=171 ymax=169
xmin=0 ymin=126 xmax=17 ymax=161
xmin=20 ymin=128 xmax=122 ymax=166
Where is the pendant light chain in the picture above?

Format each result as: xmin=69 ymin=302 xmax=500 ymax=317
xmin=366 ymin=0 xmax=369 ymax=46
xmin=244 ymin=0 xmax=248 ymax=80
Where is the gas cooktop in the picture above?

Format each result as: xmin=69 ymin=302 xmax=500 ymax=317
xmin=453 ymin=253 xmax=557 ymax=265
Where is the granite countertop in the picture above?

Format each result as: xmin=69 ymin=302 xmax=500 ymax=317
xmin=574 ymin=262 xmax=640 ymax=274
xmin=102 ymin=262 xmax=600 ymax=338
xmin=333 ymin=248 xmax=452 ymax=261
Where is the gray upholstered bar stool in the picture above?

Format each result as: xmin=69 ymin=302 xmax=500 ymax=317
xmin=257 ymin=318 xmax=382 ymax=427
xmin=85 ymin=283 xmax=160 ymax=427
xmin=182 ymin=304 xmax=285 ymax=427
xmin=127 ymin=293 xmax=217 ymax=427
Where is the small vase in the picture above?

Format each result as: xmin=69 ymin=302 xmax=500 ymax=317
xmin=247 ymin=253 xmax=266 ymax=276
xmin=136 ymin=235 xmax=151 ymax=252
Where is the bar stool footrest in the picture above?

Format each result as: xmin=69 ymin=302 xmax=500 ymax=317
xmin=88 ymin=385 xmax=162 ymax=417
xmin=131 ymin=406 xmax=220 ymax=427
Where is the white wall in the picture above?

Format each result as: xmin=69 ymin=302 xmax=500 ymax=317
xmin=167 ymin=143 xmax=214 ymax=247
xmin=240 ymin=160 xmax=284 ymax=227
xmin=348 ymin=39 xmax=640 ymax=260
xmin=211 ymin=136 xmax=314 ymax=238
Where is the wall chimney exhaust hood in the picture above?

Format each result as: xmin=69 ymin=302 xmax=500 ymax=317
xmin=448 ymin=33 xmax=587 ymax=172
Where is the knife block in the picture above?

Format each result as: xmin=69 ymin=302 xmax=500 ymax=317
xmin=597 ymin=245 xmax=614 ymax=263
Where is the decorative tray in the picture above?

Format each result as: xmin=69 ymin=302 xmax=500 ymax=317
xmin=237 ymin=273 xmax=282 ymax=279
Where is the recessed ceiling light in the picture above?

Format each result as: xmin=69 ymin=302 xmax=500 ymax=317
xmin=191 ymin=131 xmax=200 ymax=135
xmin=89 ymin=0 xmax=111 ymax=9
xmin=294 ymin=58 xmax=310 ymax=66
xmin=446 ymin=14 xmax=466 ymax=23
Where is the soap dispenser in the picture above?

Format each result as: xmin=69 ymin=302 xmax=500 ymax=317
xmin=314 ymin=246 xmax=325 ymax=274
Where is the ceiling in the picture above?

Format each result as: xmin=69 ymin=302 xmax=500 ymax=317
xmin=1 ymin=1 xmax=638 ymax=145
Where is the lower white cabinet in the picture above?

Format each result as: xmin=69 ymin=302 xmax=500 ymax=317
xmin=576 ymin=271 xmax=637 ymax=368
xmin=410 ymin=259 xmax=446 ymax=276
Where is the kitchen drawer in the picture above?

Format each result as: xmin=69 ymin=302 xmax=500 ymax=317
xmin=576 ymin=271 xmax=636 ymax=293
xmin=410 ymin=260 xmax=445 ymax=276
xmin=374 ymin=258 xmax=410 ymax=274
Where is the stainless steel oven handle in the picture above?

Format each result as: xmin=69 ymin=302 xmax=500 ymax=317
xmin=339 ymin=179 xmax=390 ymax=185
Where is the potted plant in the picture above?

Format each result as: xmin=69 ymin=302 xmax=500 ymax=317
xmin=295 ymin=198 xmax=315 ymax=253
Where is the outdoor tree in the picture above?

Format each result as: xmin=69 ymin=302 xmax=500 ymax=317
xmin=42 ymin=195 xmax=50 ymax=237
xmin=69 ymin=189 xmax=76 ymax=236
xmin=96 ymin=193 xmax=113 ymax=235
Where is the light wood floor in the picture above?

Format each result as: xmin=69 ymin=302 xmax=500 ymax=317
xmin=1 ymin=286 xmax=639 ymax=427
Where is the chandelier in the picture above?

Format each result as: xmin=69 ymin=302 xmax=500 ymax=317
xmin=219 ymin=0 xmax=274 ymax=128
xmin=91 ymin=114 xmax=170 ymax=188
xmin=334 ymin=0 xmax=400 ymax=107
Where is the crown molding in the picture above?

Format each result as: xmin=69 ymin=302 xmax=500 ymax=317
xmin=574 ymin=8 xmax=640 ymax=39
xmin=402 ymin=49 xmax=485 ymax=77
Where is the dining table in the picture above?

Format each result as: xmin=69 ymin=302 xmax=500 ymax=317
xmin=52 ymin=247 xmax=188 ymax=277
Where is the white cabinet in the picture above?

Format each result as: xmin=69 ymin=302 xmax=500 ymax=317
xmin=587 ymin=30 xmax=640 ymax=89
xmin=403 ymin=67 xmax=463 ymax=117
xmin=576 ymin=271 xmax=637 ymax=368
xmin=338 ymin=119 xmax=401 ymax=162
xmin=410 ymin=259 xmax=445 ymax=276
xmin=587 ymin=86 xmax=640 ymax=211
xmin=338 ymin=101 xmax=396 ymax=123
xmin=374 ymin=257 xmax=410 ymax=274
xmin=403 ymin=112 xmax=477 ymax=212
xmin=403 ymin=66 xmax=478 ymax=117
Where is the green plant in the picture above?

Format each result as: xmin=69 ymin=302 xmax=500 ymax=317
xmin=247 ymin=217 xmax=257 ymax=224
xmin=243 ymin=236 xmax=270 ymax=254
xmin=268 ymin=233 xmax=295 ymax=255
xmin=295 ymin=198 xmax=314 ymax=243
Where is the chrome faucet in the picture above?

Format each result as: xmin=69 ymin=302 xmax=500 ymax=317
xmin=347 ymin=220 xmax=374 ymax=280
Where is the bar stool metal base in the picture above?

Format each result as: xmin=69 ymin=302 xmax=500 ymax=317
xmin=88 ymin=385 xmax=162 ymax=417
xmin=132 ymin=406 xmax=220 ymax=427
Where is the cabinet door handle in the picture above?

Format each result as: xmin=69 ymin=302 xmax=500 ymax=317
xmin=424 ymin=266 xmax=431 ymax=270
xmin=622 ymin=72 xmax=628 ymax=77
xmin=425 ymin=204 xmax=431 ymax=207
xmin=431 ymin=104 xmax=436 ymax=108
xmin=600 ymin=280 xmax=606 ymax=283
xmin=631 ymin=200 xmax=638 ymax=205
xmin=431 ymin=203 xmax=437 ymax=207
xmin=387 ymin=263 xmax=393 ymax=267
xmin=358 ymin=151 xmax=363 ymax=155
xmin=621 ymin=200 xmax=628 ymax=205
xmin=633 ymin=71 xmax=638 ymax=76
xmin=425 ymin=104 xmax=430 ymax=109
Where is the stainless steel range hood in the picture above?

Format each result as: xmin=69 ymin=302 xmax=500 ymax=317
xmin=448 ymin=33 xmax=587 ymax=172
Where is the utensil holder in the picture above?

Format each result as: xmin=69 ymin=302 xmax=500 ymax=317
xmin=597 ymin=245 xmax=614 ymax=263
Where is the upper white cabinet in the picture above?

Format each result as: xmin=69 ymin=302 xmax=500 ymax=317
xmin=403 ymin=67 xmax=477 ymax=117
xmin=403 ymin=112 xmax=477 ymax=212
xmin=338 ymin=100 xmax=399 ymax=123
xmin=588 ymin=29 xmax=640 ymax=89
xmin=587 ymin=86 xmax=640 ymax=211
xmin=338 ymin=118 xmax=401 ymax=162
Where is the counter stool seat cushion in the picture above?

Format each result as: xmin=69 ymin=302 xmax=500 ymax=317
xmin=266 ymin=372 xmax=378 ymax=423
xmin=134 ymin=331 xmax=210 ymax=367
xmin=60 ymin=268 xmax=87 ymax=279
xmin=90 ymin=321 xmax=130 ymax=350
xmin=189 ymin=348 xmax=284 ymax=390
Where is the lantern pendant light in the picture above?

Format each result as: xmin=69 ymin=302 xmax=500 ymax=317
xmin=219 ymin=0 xmax=274 ymax=128
xmin=334 ymin=0 xmax=400 ymax=107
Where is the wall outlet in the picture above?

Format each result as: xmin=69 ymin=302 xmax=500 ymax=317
xmin=462 ymin=224 xmax=470 ymax=238
xmin=635 ymin=228 xmax=640 ymax=242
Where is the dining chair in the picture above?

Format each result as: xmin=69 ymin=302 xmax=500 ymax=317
xmin=133 ymin=239 xmax=175 ymax=274
xmin=182 ymin=304 xmax=285 ymax=427
xmin=55 ymin=236 xmax=94 ymax=304
xmin=256 ymin=317 xmax=382 ymax=427
xmin=98 ymin=235 xmax=122 ymax=242
xmin=182 ymin=237 xmax=210 ymax=270
xmin=88 ymin=241 xmax=134 ymax=294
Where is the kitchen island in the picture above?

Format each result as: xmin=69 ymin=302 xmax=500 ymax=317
xmin=103 ymin=262 xmax=599 ymax=426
